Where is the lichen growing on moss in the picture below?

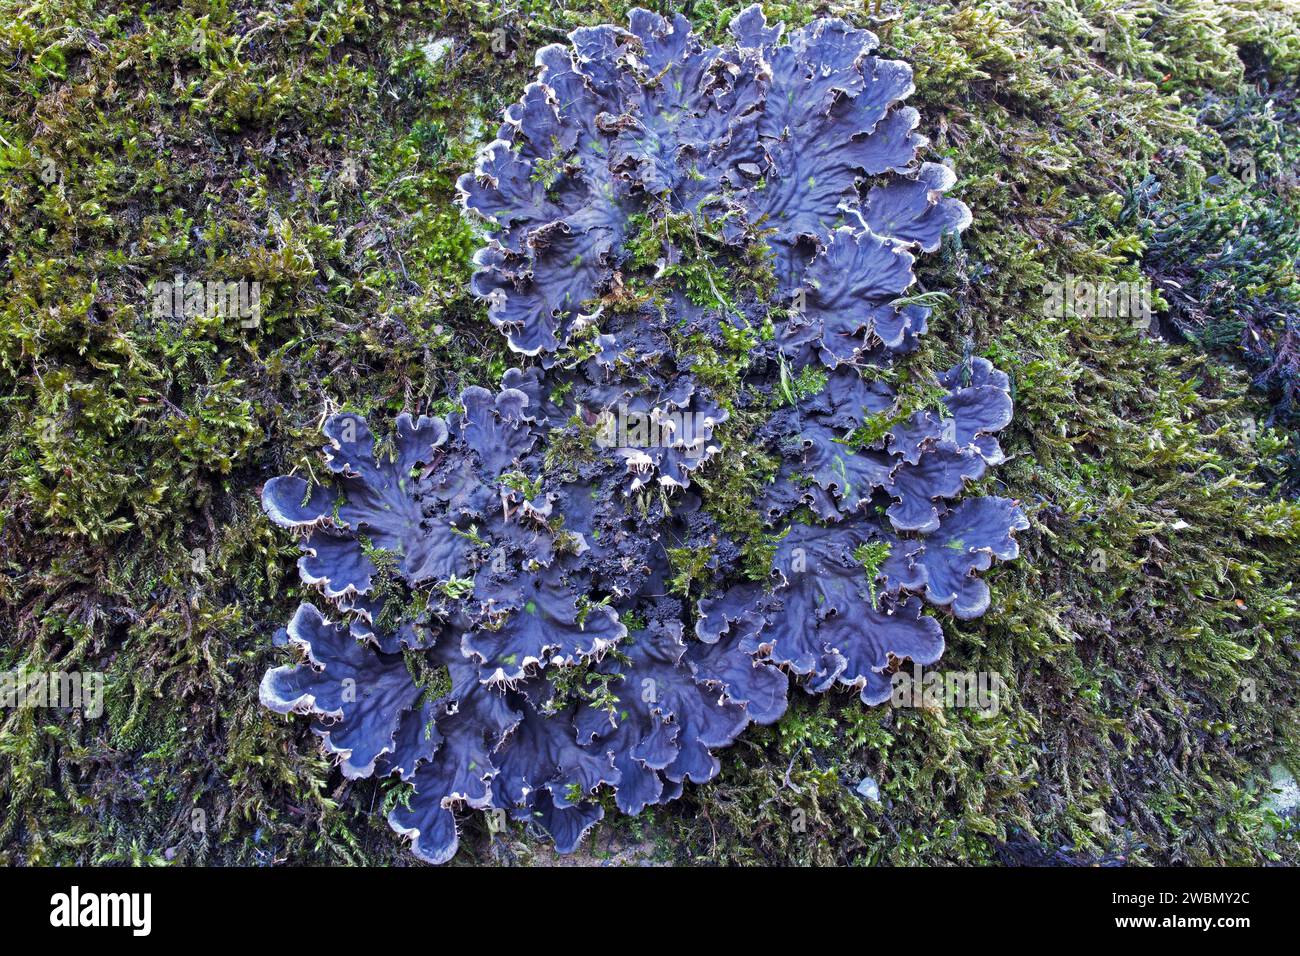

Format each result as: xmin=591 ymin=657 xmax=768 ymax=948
xmin=252 ymin=4 xmax=1026 ymax=865
xmin=1 ymin=0 xmax=1298 ymax=867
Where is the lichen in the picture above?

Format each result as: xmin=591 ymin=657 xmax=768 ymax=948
xmin=2 ymin=0 xmax=1298 ymax=870
xmin=256 ymin=4 xmax=1023 ymax=865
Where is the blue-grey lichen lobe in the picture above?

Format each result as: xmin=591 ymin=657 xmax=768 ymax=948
xmin=259 ymin=5 xmax=1024 ymax=864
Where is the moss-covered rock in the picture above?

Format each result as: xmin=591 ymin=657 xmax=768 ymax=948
xmin=1 ymin=0 xmax=1297 ymax=866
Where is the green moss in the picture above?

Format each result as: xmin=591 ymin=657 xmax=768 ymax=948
xmin=777 ymin=358 xmax=828 ymax=406
xmin=852 ymin=541 xmax=893 ymax=610
xmin=1 ymin=0 xmax=1298 ymax=868
xmin=666 ymin=543 xmax=714 ymax=599
xmin=498 ymin=470 xmax=544 ymax=501
xmin=404 ymin=650 xmax=452 ymax=710
xmin=359 ymin=539 xmax=409 ymax=634
xmin=545 ymin=646 xmax=630 ymax=722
